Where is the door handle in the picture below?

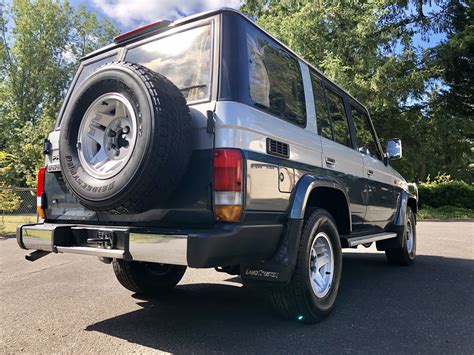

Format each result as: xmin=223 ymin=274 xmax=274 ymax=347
xmin=367 ymin=169 xmax=374 ymax=177
xmin=325 ymin=157 xmax=336 ymax=166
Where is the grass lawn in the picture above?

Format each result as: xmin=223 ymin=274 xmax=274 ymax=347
xmin=0 ymin=214 xmax=37 ymax=235
xmin=418 ymin=206 xmax=474 ymax=220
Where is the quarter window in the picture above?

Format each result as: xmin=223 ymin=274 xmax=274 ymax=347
xmin=351 ymin=106 xmax=381 ymax=159
xmin=247 ymin=30 xmax=306 ymax=126
xmin=325 ymin=89 xmax=352 ymax=147
xmin=126 ymin=24 xmax=212 ymax=103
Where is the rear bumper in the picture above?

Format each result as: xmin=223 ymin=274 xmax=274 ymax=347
xmin=17 ymin=222 xmax=283 ymax=268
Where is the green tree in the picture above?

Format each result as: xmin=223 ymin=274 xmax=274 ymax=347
xmin=0 ymin=151 xmax=21 ymax=217
xmin=0 ymin=0 xmax=118 ymax=187
xmin=240 ymin=0 xmax=471 ymax=182
xmin=426 ymin=1 xmax=473 ymax=182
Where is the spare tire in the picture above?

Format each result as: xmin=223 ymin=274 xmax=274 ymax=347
xmin=59 ymin=62 xmax=191 ymax=213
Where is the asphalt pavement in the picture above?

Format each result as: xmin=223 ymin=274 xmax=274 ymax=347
xmin=1 ymin=221 xmax=473 ymax=353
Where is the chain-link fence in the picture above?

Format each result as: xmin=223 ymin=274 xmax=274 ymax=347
xmin=0 ymin=187 xmax=38 ymax=235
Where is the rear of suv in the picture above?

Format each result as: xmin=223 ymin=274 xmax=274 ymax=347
xmin=17 ymin=8 xmax=418 ymax=323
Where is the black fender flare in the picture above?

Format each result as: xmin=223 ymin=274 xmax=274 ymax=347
xmin=241 ymin=174 xmax=351 ymax=284
xmin=289 ymin=174 xmax=351 ymax=225
xmin=407 ymin=182 xmax=419 ymax=214
xmin=377 ymin=184 xmax=417 ymax=251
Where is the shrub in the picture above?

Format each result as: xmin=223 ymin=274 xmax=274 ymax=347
xmin=419 ymin=178 xmax=474 ymax=209
xmin=0 ymin=188 xmax=22 ymax=213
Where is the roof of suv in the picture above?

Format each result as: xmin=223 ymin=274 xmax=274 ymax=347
xmin=82 ymin=7 xmax=366 ymax=111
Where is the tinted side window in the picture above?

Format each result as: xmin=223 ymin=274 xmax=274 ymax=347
xmin=126 ymin=24 xmax=212 ymax=103
xmin=310 ymin=72 xmax=332 ymax=140
xmin=325 ymin=89 xmax=351 ymax=147
xmin=351 ymin=106 xmax=381 ymax=159
xmin=247 ymin=29 xmax=306 ymax=126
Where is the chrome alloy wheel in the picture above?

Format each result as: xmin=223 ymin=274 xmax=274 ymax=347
xmin=77 ymin=93 xmax=138 ymax=180
xmin=309 ymin=232 xmax=335 ymax=298
xmin=406 ymin=219 xmax=414 ymax=254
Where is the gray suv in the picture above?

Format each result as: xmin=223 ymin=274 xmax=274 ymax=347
xmin=17 ymin=8 xmax=418 ymax=323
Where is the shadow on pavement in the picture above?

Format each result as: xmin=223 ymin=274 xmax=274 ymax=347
xmin=86 ymin=253 xmax=474 ymax=353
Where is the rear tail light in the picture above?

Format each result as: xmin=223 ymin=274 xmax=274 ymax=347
xmin=213 ymin=149 xmax=243 ymax=222
xmin=36 ymin=167 xmax=46 ymax=219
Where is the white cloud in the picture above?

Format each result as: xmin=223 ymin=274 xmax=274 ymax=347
xmin=92 ymin=0 xmax=242 ymax=28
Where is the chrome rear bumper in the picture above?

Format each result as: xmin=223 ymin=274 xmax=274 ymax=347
xmin=17 ymin=223 xmax=188 ymax=266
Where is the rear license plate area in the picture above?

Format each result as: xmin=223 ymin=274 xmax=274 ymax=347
xmin=67 ymin=227 xmax=128 ymax=250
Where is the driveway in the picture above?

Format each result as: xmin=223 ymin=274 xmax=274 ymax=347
xmin=1 ymin=221 xmax=473 ymax=353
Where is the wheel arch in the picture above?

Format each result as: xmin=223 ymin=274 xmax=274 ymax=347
xmin=241 ymin=174 xmax=352 ymax=285
xmin=288 ymin=174 xmax=351 ymax=235
xmin=377 ymin=189 xmax=415 ymax=251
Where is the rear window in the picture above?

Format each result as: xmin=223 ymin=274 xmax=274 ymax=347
xmin=56 ymin=54 xmax=117 ymax=128
xmin=125 ymin=24 xmax=213 ymax=103
xmin=75 ymin=55 xmax=116 ymax=88
xmin=246 ymin=27 xmax=306 ymax=126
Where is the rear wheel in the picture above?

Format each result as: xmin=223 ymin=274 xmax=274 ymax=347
xmin=269 ymin=209 xmax=342 ymax=323
xmin=385 ymin=208 xmax=416 ymax=265
xmin=112 ymin=260 xmax=186 ymax=296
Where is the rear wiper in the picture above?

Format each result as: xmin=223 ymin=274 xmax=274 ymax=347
xmin=180 ymin=84 xmax=207 ymax=92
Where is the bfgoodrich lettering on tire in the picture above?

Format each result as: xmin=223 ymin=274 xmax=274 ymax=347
xmin=269 ymin=208 xmax=342 ymax=323
xmin=59 ymin=62 xmax=191 ymax=213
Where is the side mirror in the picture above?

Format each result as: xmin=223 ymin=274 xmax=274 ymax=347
xmin=386 ymin=138 xmax=402 ymax=160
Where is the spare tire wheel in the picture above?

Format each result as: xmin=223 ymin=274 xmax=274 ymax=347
xmin=59 ymin=62 xmax=191 ymax=213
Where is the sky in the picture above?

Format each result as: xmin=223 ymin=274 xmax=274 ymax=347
xmin=72 ymin=0 xmax=445 ymax=48
xmin=74 ymin=0 xmax=242 ymax=29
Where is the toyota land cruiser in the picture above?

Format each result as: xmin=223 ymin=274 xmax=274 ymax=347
xmin=17 ymin=8 xmax=418 ymax=323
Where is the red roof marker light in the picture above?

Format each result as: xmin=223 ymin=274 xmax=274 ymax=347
xmin=114 ymin=20 xmax=172 ymax=43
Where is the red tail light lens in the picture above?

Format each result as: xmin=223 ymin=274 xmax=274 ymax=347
xmin=213 ymin=149 xmax=243 ymax=222
xmin=36 ymin=167 xmax=46 ymax=219
xmin=213 ymin=149 xmax=242 ymax=192
xmin=36 ymin=167 xmax=46 ymax=197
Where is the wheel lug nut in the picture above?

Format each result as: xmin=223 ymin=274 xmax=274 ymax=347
xmin=122 ymin=126 xmax=130 ymax=134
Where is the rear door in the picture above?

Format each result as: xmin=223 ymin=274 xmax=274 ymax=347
xmin=311 ymin=75 xmax=366 ymax=231
xmin=44 ymin=17 xmax=219 ymax=228
xmin=349 ymin=104 xmax=397 ymax=230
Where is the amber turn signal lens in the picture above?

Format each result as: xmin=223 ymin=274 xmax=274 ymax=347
xmin=214 ymin=205 xmax=241 ymax=222
xmin=37 ymin=207 xmax=45 ymax=219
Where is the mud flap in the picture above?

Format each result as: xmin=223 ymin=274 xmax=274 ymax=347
xmin=240 ymin=218 xmax=303 ymax=285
